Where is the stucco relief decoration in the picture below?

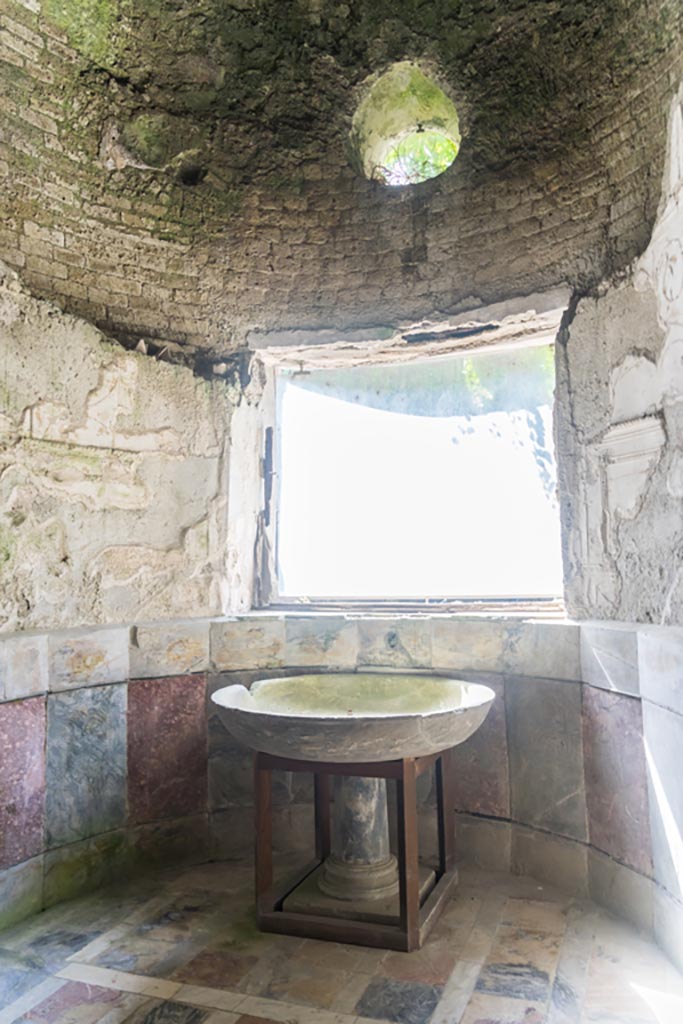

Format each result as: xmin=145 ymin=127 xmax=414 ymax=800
xmin=635 ymin=88 xmax=683 ymax=395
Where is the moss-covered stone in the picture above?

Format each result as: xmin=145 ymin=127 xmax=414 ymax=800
xmin=42 ymin=0 xmax=124 ymax=67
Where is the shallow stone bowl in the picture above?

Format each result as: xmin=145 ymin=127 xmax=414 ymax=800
xmin=211 ymin=673 xmax=495 ymax=763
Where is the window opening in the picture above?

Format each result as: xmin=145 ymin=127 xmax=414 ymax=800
xmin=272 ymin=343 xmax=563 ymax=603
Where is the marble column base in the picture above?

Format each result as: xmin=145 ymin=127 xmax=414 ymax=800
xmin=285 ymin=863 xmax=438 ymax=925
xmin=319 ymin=852 xmax=399 ymax=902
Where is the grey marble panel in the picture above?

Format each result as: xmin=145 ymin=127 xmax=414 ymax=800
xmin=357 ymin=617 xmax=432 ymax=668
xmin=580 ymin=622 xmax=639 ymax=696
xmin=0 ymin=633 xmax=49 ymax=702
xmin=642 ymin=699 xmax=683 ymax=901
xmin=653 ymin=885 xmax=683 ymax=974
xmin=284 ymin=615 xmax=359 ymax=668
xmin=128 ymin=813 xmax=209 ymax=871
xmin=208 ymin=711 xmax=253 ymax=811
xmin=454 ymin=813 xmax=512 ymax=873
xmin=43 ymin=830 xmax=132 ymax=908
xmin=504 ymin=622 xmax=581 ymax=681
xmin=506 ymin=675 xmax=587 ymax=841
xmin=432 ymin=618 xmax=507 ymax=672
xmin=638 ymin=626 xmax=683 ymax=716
xmin=46 ymin=684 xmax=127 ymax=848
xmin=511 ymin=825 xmax=588 ymax=897
xmin=0 ymin=856 xmax=43 ymax=932
xmin=587 ymin=848 xmax=654 ymax=935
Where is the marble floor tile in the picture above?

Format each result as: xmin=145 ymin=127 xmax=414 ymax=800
xmin=292 ymin=939 xmax=387 ymax=974
xmin=172 ymin=951 xmax=259 ymax=989
xmin=253 ymin=957 xmax=357 ymax=1010
xmin=127 ymin=1002 xmax=211 ymax=1024
xmin=500 ymin=900 xmax=570 ymax=937
xmin=459 ymin=992 xmax=546 ymax=1024
xmin=381 ymin=943 xmax=460 ymax=987
xmin=354 ymin=977 xmax=442 ymax=1024
xmin=2 ymin=860 xmax=683 ymax=1024
xmin=14 ymin=981 xmax=145 ymax=1024
xmin=489 ymin=924 xmax=562 ymax=969
xmin=3 ymin=927 xmax=105 ymax=972
xmin=91 ymin=936 xmax=200 ymax=978
xmin=0 ymin=947 xmax=56 ymax=1008
xmin=582 ymin=950 xmax=659 ymax=1023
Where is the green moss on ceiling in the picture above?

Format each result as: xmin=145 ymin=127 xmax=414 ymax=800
xmin=40 ymin=0 xmax=681 ymax=178
xmin=42 ymin=0 xmax=127 ymax=67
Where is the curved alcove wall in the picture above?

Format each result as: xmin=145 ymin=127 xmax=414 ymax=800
xmin=1 ymin=615 xmax=682 ymax=975
xmin=0 ymin=2 xmax=680 ymax=355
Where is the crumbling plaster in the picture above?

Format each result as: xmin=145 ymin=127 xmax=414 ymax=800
xmin=0 ymin=260 xmax=237 ymax=631
xmin=559 ymin=84 xmax=683 ymax=624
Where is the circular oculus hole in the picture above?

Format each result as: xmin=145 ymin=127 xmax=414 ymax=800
xmin=377 ymin=127 xmax=459 ymax=186
xmin=351 ymin=63 xmax=460 ymax=187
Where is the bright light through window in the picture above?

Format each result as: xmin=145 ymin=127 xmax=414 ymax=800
xmin=275 ymin=346 xmax=563 ymax=601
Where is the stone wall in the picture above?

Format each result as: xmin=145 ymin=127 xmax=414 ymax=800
xmin=558 ymin=85 xmax=683 ymax=624
xmin=0 ymin=261 xmax=234 ymax=631
xmin=2 ymin=613 xmax=682 ymax=975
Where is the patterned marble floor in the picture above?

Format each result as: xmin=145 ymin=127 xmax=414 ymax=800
xmin=1 ymin=861 xmax=682 ymax=1024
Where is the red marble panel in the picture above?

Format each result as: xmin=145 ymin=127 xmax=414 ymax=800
xmin=128 ymin=675 xmax=208 ymax=824
xmin=450 ymin=675 xmax=509 ymax=818
xmin=0 ymin=697 xmax=45 ymax=869
xmin=583 ymin=686 xmax=652 ymax=876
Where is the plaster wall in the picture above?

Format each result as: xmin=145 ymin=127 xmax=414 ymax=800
xmin=0 ymin=260 xmax=235 ymax=632
xmin=559 ymin=85 xmax=683 ymax=624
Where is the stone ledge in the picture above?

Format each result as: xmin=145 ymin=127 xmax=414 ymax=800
xmin=0 ymin=615 xmax=681 ymax=716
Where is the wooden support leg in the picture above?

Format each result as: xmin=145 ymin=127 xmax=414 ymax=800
xmin=254 ymin=752 xmax=273 ymax=915
xmin=396 ymin=757 xmax=420 ymax=951
xmin=314 ymin=772 xmax=331 ymax=861
xmin=436 ymin=748 xmax=456 ymax=875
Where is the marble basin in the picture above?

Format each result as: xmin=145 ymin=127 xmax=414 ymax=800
xmin=211 ymin=673 xmax=495 ymax=762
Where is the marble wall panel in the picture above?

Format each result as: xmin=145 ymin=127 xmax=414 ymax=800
xmin=208 ymin=711 xmax=253 ymax=812
xmin=454 ymin=814 xmax=512 ymax=873
xmin=450 ymin=675 xmax=510 ymax=818
xmin=130 ymin=620 xmax=209 ymax=679
xmin=587 ymin=848 xmax=655 ymax=935
xmin=128 ymin=674 xmax=208 ymax=824
xmin=357 ymin=618 xmax=432 ymax=668
xmin=432 ymin=619 xmax=506 ymax=672
xmin=129 ymin=813 xmax=209 ymax=870
xmin=582 ymin=686 xmax=652 ymax=875
xmin=46 ymin=685 xmax=127 ymax=848
xmin=638 ymin=627 xmax=683 ymax=716
xmin=48 ymin=628 xmax=129 ymax=691
xmin=580 ymin=623 xmax=639 ymax=697
xmin=653 ymin=885 xmax=683 ymax=974
xmin=0 ymin=634 xmax=48 ymax=702
xmin=642 ymin=700 xmax=683 ymax=901
xmin=506 ymin=676 xmax=587 ymax=841
xmin=0 ymin=856 xmax=43 ymax=931
xmin=0 ymin=697 xmax=45 ymax=869
xmin=284 ymin=616 xmax=358 ymax=668
xmin=511 ymin=826 xmax=588 ymax=897
xmin=210 ymin=618 xmax=285 ymax=671
xmin=43 ymin=831 xmax=131 ymax=908
xmin=504 ymin=622 xmax=581 ymax=681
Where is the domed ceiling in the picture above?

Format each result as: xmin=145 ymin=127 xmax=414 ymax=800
xmin=0 ymin=0 xmax=681 ymax=362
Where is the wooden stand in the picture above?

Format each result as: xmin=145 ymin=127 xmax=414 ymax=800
xmin=254 ymin=748 xmax=457 ymax=952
